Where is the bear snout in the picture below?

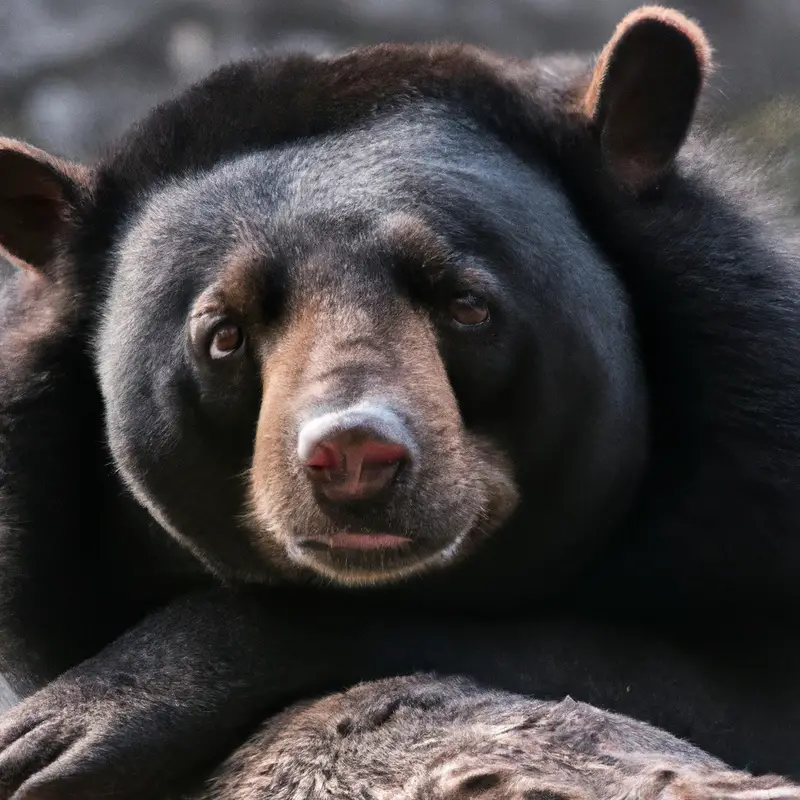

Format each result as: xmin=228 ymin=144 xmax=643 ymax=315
xmin=245 ymin=290 xmax=518 ymax=584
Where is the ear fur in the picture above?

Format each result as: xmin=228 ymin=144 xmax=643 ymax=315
xmin=0 ymin=138 xmax=94 ymax=275
xmin=582 ymin=6 xmax=712 ymax=194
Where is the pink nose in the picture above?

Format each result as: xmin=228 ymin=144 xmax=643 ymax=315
xmin=304 ymin=435 xmax=408 ymax=501
xmin=298 ymin=405 xmax=412 ymax=502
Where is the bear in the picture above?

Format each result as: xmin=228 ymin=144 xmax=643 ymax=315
xmin=0 ymin=5 xmax=799 ymax=798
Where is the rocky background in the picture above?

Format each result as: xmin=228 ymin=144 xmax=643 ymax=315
xmin=0 ymin=1 xmax=799 ymax=706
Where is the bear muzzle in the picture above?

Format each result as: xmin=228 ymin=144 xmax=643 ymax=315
xmin=247 ymin=295 xmax=517 ymax=583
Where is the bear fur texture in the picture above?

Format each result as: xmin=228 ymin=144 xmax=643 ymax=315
xmin=193 ymin=674 xmax=800 ymax=800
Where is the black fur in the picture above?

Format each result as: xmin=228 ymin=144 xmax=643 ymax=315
xmin=1 ymin=10 xmax=799 ymax=799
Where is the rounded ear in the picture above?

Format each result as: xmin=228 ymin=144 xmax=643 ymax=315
xmin=0 ymin=138 xmax=94 ymax=275
xmin=581 ymin=6 xmax=712 ymax=194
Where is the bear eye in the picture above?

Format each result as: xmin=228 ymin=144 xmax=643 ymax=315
xmin=209 ymin=321 xmax=244 ymax=359
xmin=449 ymin=294 xmax=489 ymax=327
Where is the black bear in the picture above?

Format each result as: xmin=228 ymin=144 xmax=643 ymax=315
xmin=0 ymin=5 xmax=799 ymax=798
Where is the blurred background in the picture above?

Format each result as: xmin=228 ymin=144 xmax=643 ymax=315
xmin=0 ymin=1 xmax=798 ymax=202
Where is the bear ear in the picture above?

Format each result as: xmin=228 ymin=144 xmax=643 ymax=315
xmin=0 ymin=138 xmax=94 ymax=275
xmin=581 ymin=5 xmax=712 ymax=194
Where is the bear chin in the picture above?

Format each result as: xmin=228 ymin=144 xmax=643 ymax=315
xmin=282 ymin=526 xmax=476 ymax=587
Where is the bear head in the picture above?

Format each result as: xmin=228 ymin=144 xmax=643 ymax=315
xmin=0 ymin=7 xmax=712 ymax=594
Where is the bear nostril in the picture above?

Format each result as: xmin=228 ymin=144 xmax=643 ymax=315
xmin=305 ymin=443 xmax=341 ymax=471
xmin=351 ymin=441 xmax=408 ymax=467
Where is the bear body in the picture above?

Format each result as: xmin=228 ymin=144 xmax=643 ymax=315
xmin=0 ymin=7 xmax=799 ymax=798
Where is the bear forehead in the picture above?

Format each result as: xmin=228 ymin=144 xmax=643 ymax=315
xmin=97 ymin=45 xmax=579 ymax=202
xmin=111 ymin=102 xmax=559 ymax=291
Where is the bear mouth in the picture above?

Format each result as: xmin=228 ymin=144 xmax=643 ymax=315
xmin=300 ymin=532 xmax=413 ymax=551
xmin=288 ymin=527 xmax=461 ymax=584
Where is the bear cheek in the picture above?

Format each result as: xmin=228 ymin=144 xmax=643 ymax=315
xmin=463 ymin=432 xmax=521 ymax=538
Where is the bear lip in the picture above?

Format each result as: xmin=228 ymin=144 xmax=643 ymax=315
xmin=301 ymin=532 xmax=412 ymax=551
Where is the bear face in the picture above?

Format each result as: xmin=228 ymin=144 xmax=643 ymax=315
xmin=96 ymin=103 xmax=645 ymax=587
xmin=0 ymin=7 xmax=735 ymax=601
